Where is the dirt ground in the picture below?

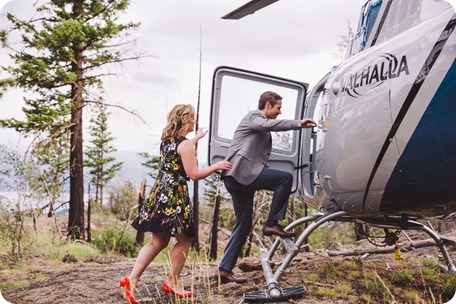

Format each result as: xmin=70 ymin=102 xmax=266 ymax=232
xmin=2 ymin=234 xmax=456 ymax=304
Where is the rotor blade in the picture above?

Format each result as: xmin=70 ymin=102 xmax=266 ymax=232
xmin=222 ymin=0 xmax=280 ymax=20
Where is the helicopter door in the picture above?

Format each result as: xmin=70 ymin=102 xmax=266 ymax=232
xmin=300 ymin=75 xmax=327 ymax=198
xmin=208 ymin=66 xmax=308 ymax=193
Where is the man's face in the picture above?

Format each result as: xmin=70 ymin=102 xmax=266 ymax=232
xmin=265 ymin=100 xmax=282 ymax=119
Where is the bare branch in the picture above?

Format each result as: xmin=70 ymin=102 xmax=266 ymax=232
xmin=327 ymin=239 xmax=437 ymax=257
xmin=84 ymin=99 xmax=153 ymax=131
xmin=83 ymin=52 xmax=152 ymax=71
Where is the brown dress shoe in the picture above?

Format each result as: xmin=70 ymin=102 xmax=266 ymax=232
xmin=215 ymin=269 xmax=247 ymax=284
xmin=262 ymin=224 xmax=297 ymax=238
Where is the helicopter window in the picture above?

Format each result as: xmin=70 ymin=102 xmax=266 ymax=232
xmin=377 ymin=0 xmax=420 ymax=45
xmin=314 ymin=90 xmax=327 ymax=127
xmin=349 ymin=0 xmax=424 ymax=56
xmin=361 ymin=0 xmax=382 ymax=50
xmin=216 ymin=75 xmax=301 ymax=154
xmin=349 ymin=0 xmax=382 ymax=56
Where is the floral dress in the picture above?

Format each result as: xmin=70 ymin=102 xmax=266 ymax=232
xmin=131 ymin=137 xmax=194 ymax=237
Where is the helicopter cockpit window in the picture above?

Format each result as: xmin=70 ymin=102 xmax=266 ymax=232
xmin=376 ymin=0 xmax=420 ymax=45
xmin=347 ymin=0 xmax=436 ymax=57
xmin=360 ymin=0 xmax=382 ymax=51
xmin=314 ymin=90 xmax=327 ymax=129
xmin=216 ymin=75 xmax=301 ymax=154
xmin=348 ymin=0 xmax=382 ymax=56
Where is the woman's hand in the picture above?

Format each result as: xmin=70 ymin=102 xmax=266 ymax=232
xmin=196 ymin=128 xmax=208 ymax=139
xmin=189 ymin=128 xmax=209 ymax=146
xmin=214 ymin=160 xmax=232 ymax=171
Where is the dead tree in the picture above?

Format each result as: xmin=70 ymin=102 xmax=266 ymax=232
xmin=209 ymin=194 xmax=221 ymax=260
xmin=135 ymin=179 xmax=147 ymax=246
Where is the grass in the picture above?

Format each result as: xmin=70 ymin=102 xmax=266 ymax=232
xmin=401 ymin=289 xmax=421 ymax=302
xmin=6 ymin=280 xmax=30 ymax=289
xmin=0 ymin=265 xmax=48 ymax=290
xmin=361 ymin=293 xmax=373 ymax=303
xmin=300 ymin=272 xmax=319 ymax=283
xmin=314 ymin=286 xmax=339 ymax=298
xmin=1 ymin=206 xmax=456 ymax=303
xmin=0 ymin=260 xmax=51 ymax=291
xmin=390 ymin=265 xmax=415 ymax=285
xmin=298 ymin=251 xmax=456 ymax=303
xmin=307 ymin=221 xmax=357 ymax=249
xmin=119 ymin=249 xmax=226 ymax=304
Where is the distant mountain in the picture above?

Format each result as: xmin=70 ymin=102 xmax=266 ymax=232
xmin=0 ymin=150 xmax=148 ymax=192
xmin=0 ymin=149 xmax=212 ymax=200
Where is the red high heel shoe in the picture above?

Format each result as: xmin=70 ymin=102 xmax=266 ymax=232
xmin=116 ymin=276 xmax=140 ymax=304
xmin=161 ymin=282 xmax=193 ymax=298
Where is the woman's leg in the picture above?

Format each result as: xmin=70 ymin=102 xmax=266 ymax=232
xmin=129 ymin=232 xmax=171 ymax=293
xmin=164 ymin=233 xmax=194 ymax=293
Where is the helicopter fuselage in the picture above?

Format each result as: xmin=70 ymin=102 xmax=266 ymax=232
xmin=209 ymin=0 xmax=456 ymax=219
xmin=313 ymin=0 xmax=456 ymax=217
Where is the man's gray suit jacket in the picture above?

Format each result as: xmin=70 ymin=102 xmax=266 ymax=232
xmin=223 ymin=109 xmax=302 ymax=186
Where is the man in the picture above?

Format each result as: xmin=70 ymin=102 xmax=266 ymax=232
xmin=216 ymin=91 xmax=316 ymax=283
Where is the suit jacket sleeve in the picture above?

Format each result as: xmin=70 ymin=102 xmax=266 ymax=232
xmin=223 ymin=109 xmax=301 ymax=185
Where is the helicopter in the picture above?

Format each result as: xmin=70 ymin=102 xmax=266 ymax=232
xmin=208 ymin=0 xmax=456 ymax=302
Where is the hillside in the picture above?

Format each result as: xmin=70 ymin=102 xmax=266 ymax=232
xmin=1 ymin=218 xmax=456 ymax=304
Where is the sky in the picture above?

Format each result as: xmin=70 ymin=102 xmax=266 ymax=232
xmin=0 ymin=0 xmax=369 ymax=160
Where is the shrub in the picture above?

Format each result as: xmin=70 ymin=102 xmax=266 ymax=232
xmin=92 ymin=224 xmax=138 ymax=257
xmin=108 ymin=178 xmax=137 ymax=219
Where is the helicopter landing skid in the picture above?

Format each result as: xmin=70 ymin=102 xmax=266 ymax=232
xmin=244 ymin=286 xmax=306 ymax=303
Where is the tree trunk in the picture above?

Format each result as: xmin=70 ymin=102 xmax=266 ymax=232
xmin=68 ymin=0 xmax=85 ymax=240
xmin=95 ymin=183 xmax=99 ymax=206
xmin=209 ymin=194 xmax=221 ymax=260
xmin=87 ymin=183 xmax=91 ymax=242
xmin=192 ymin=27 xmax=203 ymax=252
xmin=192 ymin=180 xmax=200 ymax=251
xmin=135 ymin=179 xmax=146 ymax=246
xmin=100 ymin=185 xmax=103 ymax=206
xmin=68 ymin=86 xmax=85 ymax=239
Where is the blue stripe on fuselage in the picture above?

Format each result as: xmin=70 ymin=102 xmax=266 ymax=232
xmin=380 ymin=59 xmax=456 ymax=214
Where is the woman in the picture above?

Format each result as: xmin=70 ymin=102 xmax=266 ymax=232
xmin=116 ymin=104 xmax=232 ymax=303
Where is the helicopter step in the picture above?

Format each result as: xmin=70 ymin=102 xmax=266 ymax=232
xmin=243 ymin=213 xmax=345 ymax=303
xmin=244 ymin=210 xmax=456 ymax=302
xmin=244 ymin=286 xmax=306 ymax=303
xmin=244 ymin=246 xmax=306 ymax=303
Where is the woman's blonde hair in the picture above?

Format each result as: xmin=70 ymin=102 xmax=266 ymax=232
xmin=161 ymin=104 xmax=195 ymax=140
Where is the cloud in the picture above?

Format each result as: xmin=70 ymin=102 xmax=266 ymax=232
xmin=0 ymin=0 xmax=13 ymax=12
xmin=0 ymin=0 xmax=369 ymax=153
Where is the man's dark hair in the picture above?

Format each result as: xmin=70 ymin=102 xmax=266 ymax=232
xmin=258 ymin=91 xmax=282 ymax=110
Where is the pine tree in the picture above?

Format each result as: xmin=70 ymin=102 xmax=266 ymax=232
xmin=30 ymin=134 xmax=70 ymax=217
xmin=138 ymin=152 xmax=160 ymax=180
xmin=203 ymin=173 xmax=228 ymax=206
xmin=85 ymin=102 xmax=122 ymax=206
xmin=0 ymin=0 xmax=141 ymax=239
